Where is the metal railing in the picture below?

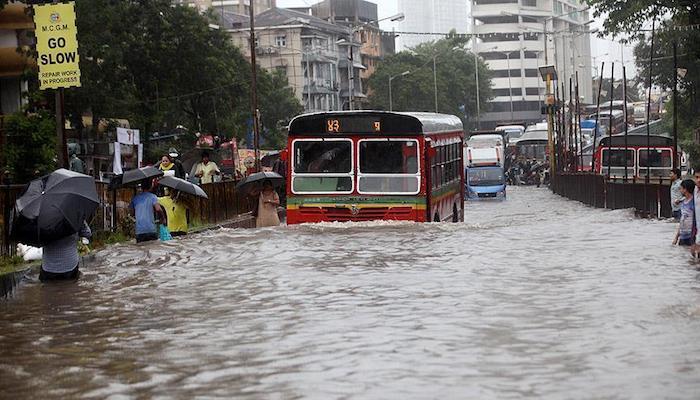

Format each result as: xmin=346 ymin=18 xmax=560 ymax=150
xmin=1 ymin=180 xmax=254 ymax=257
xmin=551 ymin=173 xmax=672 ymax=218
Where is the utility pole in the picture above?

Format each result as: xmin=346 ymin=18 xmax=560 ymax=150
xmin=249 ymin=0 xmax=260 ymax=171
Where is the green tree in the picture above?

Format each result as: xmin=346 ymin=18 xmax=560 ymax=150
xmin=28 ymin=0 xmax=301 ymax=160
xmin=587 ymin=0 xmax=700 ymax=163
xmin=366 ymin=36 xmax=493 ymax=129
xmin=1 ymin=111 xmax=56 ymax=182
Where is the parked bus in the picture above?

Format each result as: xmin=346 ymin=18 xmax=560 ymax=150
xmin=594 ymin=133 xmax=675 ymax=178
xmin=284 ymin=111 xmax=465 ymax=224
xmin=596 ymin=110 xmax=626 ymax=136
xmin=515 ymin=129 xmax=549 ymax=163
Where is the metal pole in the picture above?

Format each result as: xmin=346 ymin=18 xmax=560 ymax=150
xmin=568 ymin=78 xmax=573 ymax=170
xmin=55 ymin=88 xmax=67 ymax=169
xmin=249 ymin=0 xmax=261 ymax=171
xmin=645 ymin=17 xmax=656 ymax=183
xmin=607 ymin=62 xmax=614 ymax=179
xmin=507 ymin=52 xmax=514 ymax=121
xmin=433 ymin=55 xmax=438 ymax=113
xmin=543 ymin=19 xmax=548 ymax=64
xmin=474 ymin=50 xmax=481 ymax=129
xmin=591 ymin=61 xmax=604 ymax=171
xmin=389 ymin=76 xmax=394 ymax=112
xmin=576 ymin=71 xmax=582 ymax=171
xmin=673 ymin=41 xmax=678 ymax=170
xmin=349 ymin=38 xmax=355 ymax=111
xmin=623 ymin=66 xmax=629 ymax=181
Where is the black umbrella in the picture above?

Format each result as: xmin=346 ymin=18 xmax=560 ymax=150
xmin=10 ymin=169 xmax=99 ymax=247
xmin=158 ymin=176 xmax=209 ymax=199
xmin=121 ymin=166 xmax=163 ymax=185
xmin=235 ymin=171 xmax=284 ymax=196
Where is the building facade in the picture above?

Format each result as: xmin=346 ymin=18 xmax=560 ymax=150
xmin=175 ymin=0 xmax=276 ymax=15
xmin=228 ymin=7 xmax=364 ymax=112
xmin=396 ymin=0 xmax=469 ymax=51
xmin=472 ymin=0 xmax=593 ymax=127
xmin=311 ymin=0 xmax=394 ymax=104
xmin=0 ymin=2 xmax=33 ymax=117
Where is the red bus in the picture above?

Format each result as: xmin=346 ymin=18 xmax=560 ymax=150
xmin=284 ymin=111 xmax=465 ymax=224
xmin=594 ymin=133 xmax=675 ymax=179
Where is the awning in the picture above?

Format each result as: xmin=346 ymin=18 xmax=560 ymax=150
xmin=304 ymin=85 xmax=337 ymax=95
xmin=302 ymin=53 xmax=335 ymax=63
xmin=338 ymin=59 xmax=367 ymax=70
xmin=339 ymin=90 xmax=367 ymax=98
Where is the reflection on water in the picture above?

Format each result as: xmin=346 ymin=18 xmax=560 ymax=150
xmin=1 ymin=187 xmax=700 ymax=399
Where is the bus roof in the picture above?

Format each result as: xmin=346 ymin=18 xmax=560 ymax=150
xmin=599 ymin=133 xmax=672 ymax=147
xmin=517 ymin=130 xmax=548 ymax=143
xmin=288 ymin=111 xmax=463 ymax=136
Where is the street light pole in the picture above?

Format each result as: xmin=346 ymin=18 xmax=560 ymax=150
xmin=506 ymin=51 xmax=515 ymax=122
xmin=474 ymin=50 xmax=481 ymax=129
xmin=248 ymin=0 xmax=260 ymax=171
xmin=389 ymin=70 xmax=410 ymax=112
xmin=433 ymin=55 xmax=438 ymax=112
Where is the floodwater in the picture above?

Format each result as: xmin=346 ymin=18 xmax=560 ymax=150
xmin=1 ymin=187 xmax=700 ymax=399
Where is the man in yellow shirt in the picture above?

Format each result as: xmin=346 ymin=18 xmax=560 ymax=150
xmin=195 ymin=151 xmax=220 ymax=184
xmin=158 ymin=189 xmax=190 ymax=236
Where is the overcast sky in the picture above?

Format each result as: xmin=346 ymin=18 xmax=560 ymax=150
xmin=276 ymin=0 xmax=636 ymax=79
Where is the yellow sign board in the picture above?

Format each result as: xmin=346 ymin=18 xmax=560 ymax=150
xmin=34 ymin=2 xmax=81 ymax=90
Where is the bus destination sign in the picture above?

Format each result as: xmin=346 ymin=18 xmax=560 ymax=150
xmin=326 ymin=117 xmax=381 ymax=134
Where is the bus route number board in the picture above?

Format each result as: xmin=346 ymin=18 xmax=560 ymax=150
xmin=326 ymin=118 xmax=381 ymax=133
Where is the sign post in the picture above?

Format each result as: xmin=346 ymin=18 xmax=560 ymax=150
xmin=33 ymin=2 xmax=81 ymax=168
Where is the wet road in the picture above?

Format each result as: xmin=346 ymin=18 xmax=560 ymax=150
xmin=1 ymin=187 xmax=700 ymax=399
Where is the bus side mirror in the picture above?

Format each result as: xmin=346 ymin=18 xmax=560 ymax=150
xmin=280 ymin=149 xmax=289 ymax=162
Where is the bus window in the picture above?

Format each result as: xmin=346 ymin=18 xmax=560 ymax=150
xmin=292 ymin=139 xmax=353 ymax=193
xmin=358 ymin=140 xmax=420 ymax=194
xmin=638 ymin=149 xmax=672 ymax=168
xmin=602 ymin=149 xmax=635 ymax=167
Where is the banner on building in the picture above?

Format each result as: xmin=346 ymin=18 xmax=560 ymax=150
xmin=34 ymin=2 xmax=81 ymax=90
xmin=116 ymin=128 xmax=140 ymax=145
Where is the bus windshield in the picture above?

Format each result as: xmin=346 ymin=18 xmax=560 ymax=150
xmin=468 ymin=167 xmax=504 ymax=186
xmin=602 ymin=149 xmax=635 ymax=167
xmin=358 ymin=140 xmax=420 ymax=194
xmin=292 ymin=139 xmax=353 ymax=193
xmin=639 ymin=149 xmax=672 ymax=168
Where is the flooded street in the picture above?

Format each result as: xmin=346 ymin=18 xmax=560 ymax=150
xmin=1 ymin=187 xmax=700 ymax=399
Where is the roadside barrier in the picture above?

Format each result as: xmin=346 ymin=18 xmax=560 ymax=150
xmin=551 ymin=173 xmax=672 ymax=218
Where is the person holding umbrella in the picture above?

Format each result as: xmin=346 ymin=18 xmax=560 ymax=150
xmin=9 ymin=169 xmax=99 ymax=281
xmin=157 ymin=175 xmax=209 ymax=236
xmin=40 ymin=221 xmax=92 ymax=281
xmin=129 ymin=179 xmax=166 ymax=243
xmin=235 ymin=171 xmax=283 ymax=227
xmin=158 ymin=188 xmax=192 ymax=237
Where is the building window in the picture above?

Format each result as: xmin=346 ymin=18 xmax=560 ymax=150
xmin=524 ymin=51 xmax=539 ymax=59
xmin=525 ymin=88 xmax=541 ymax=96
xmin=275 ymin=35 xmax=287 ymax=47
xmin=524 ymin=69 xmax=539 ymax=77
xmin=521 ymin=0 xmax=537 ymax=7
xmin=475 ymin=0 xmax=518 ymax=4
xmin=492 ymin=69 xmax=522 ymax=78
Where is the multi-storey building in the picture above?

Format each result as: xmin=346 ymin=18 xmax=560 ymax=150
xmin=311 ymin=0 xmax=394 ymax=104
xmin=472 ymin=0 xmax=592 ymax=127
xmin=396 ymin=0 xmax=469 ymax=51
xmin=228 ymin=7 xmax=363 ymax=112
xmin=175 ymin=0 xmax=276 ymax=15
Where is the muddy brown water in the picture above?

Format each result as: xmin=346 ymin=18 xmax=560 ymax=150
xmin=1 ymin=187 xmax=699 ymax=399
